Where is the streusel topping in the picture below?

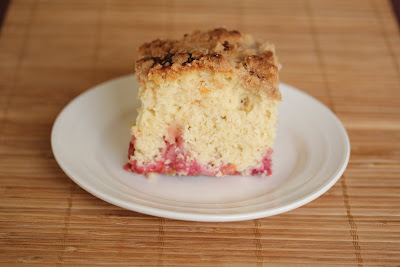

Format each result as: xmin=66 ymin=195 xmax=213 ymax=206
xmin=135 ymin=28 xmax=281 ymax=100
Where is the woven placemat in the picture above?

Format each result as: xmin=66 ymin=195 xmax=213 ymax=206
xmin=0 ymin=0 xmax=399 ymax=265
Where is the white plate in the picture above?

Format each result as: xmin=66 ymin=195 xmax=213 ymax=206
xmin=51 ymin=75 xmax=350 ymax=222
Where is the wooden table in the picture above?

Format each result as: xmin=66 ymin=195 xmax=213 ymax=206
xmin=1 ymin=0 xmax=399 ymax=265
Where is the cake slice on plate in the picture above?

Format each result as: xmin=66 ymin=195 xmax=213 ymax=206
xmin=125 ymin=28 xmax=281 ymax=177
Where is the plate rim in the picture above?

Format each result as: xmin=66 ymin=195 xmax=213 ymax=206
xmin=51 ymin=75 xmax=350 ymax=222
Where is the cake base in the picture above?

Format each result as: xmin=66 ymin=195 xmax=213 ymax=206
xmin=124 ymin=137 xmax=273 ymax=177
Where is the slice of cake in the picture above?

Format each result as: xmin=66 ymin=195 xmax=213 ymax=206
xmin=124 ymin=28 xmax=281 ymax=177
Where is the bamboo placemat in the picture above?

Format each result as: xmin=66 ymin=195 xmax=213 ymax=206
xmin=1 ymin=0 xmax=399 ymax=265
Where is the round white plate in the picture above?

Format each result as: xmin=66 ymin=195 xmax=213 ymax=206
xmin=51 ymin=75 xmax=350 ymax=222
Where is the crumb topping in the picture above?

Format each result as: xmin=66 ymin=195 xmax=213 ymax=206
xmin=135 ymin=28 xmax=281 ymax=100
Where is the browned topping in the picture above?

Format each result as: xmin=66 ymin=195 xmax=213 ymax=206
xmin=135 ymin=28 xmax=281 ymax=100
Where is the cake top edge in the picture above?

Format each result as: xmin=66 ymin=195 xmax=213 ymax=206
xmin=135 ymin=28 xmax=281 ymax=101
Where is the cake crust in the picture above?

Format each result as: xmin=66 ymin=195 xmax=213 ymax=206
xmin=135 ymin=28 xmax=281 ymax=101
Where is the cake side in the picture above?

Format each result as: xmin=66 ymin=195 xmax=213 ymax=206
xmin=125 ymin=28 xmax=281 ymax=177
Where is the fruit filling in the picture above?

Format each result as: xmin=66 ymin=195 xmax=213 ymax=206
xmin=124 ymin=135 xmax=272 ymax=176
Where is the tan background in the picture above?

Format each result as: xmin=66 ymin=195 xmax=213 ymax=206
xmin=1 ymin=0 xmax=400 ymax=265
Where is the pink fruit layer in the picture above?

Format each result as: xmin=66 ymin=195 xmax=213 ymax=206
xmin=124 ymin=136 xmax=272 ymax=176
